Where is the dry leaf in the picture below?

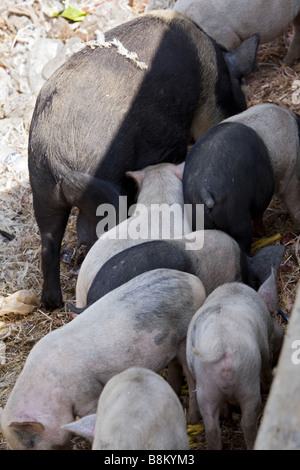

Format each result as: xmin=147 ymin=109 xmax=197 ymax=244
xmin=0 ymin=290 xmax=39 ymax=316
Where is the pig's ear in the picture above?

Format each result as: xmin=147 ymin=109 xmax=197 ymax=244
xmin=126 ymin=170 xmax=146 ymax=192
xmin=224 ymin=33 xmax=260 ymax=78
xmin=61 ymin=414 xmax=96 ymax=441
xmin=0 ymin=408 xmax=2 ymax=432
xmin=174 ymin=162 xmax=185 ymax=181
xmin=9 ymin=421 xmax=45 ymax=434
xmin=258 ymin=268 xmax=278 ymax=314
xmin=246 ymin=244 xmax=285 ymax=290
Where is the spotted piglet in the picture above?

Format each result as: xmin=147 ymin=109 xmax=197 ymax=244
xmin=0 ymin=269 xmax=205 ymax=450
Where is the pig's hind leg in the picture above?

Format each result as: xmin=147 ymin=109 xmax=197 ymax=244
xmin=175 ymin=342 xmax=201 ymax=425
xmin=196 ymin=386 xmax=225 ymax=450
xmin=33 ymin=193 xmax=71 ymax=310
xmin=237 ymin=383 xmax=262 ymax=450
xmin=229 ymin=214 xmax=253 ymax=255
xmin=209 ymin=200 xmax=253 ymax=254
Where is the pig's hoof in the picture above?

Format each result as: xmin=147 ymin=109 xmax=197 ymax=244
xmin=41 ymin=292 xmax=64 ymax=311
xmin=188 ymin=409 xmax=201 ymax=425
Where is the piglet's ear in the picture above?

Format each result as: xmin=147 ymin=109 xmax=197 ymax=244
xmin=62 ymin=414 xmax=96 ymax=442
xmin=258 ymin=268 xmax=278 ymax=314
xmin=224 ymin=33 xmax=260 ymax=78
xmin=9 ymin=421 xmax=45 ymax=434
xmin=174 ymin=162 xmax=185 ymax=181
xmin=126 ymin=170 xmax=146 ymax=192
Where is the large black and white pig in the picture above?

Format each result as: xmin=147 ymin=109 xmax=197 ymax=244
xmin=62 ymin=367 xmax=190 ymax=450
xmin=182 ymin=121 xmax=275 ymax=253
xmin=28 ymin=9 xmax=259 ymax=309
xmin=0 ymin=269 xmax=205 ymax=450
xmin=173 ymin=0 xmax=300 ymax=65
xmin=186 ymin=271 xmax=284 ymax=450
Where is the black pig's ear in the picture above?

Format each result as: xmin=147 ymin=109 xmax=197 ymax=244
xmin=224 ymin=33 xmax=260 ymax=78
xmin=246 ymin=244 xmax=285 ymax=290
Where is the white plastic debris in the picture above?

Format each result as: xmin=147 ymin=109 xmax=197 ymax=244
xmin=0 ymin=0 xmax=173 ymax=192
xmin=0 ymin=117 xmax=29 ymax=158
xmin=42 ymin=35 xmax=84 ymax=79
xmin=38 ymin=0 xmax=65 ymax=17
xmin=27 ymin=36 xmax=64 ymax=92
xmin=291 ymin=79 xmax=300 ymax=105
xmin=4 ymin=152 xmax=28 ymax=175
xmin=0 ymin=67 xmax=14 ymax=108
xmin=78 ymin=0 xmax=138 ymax=33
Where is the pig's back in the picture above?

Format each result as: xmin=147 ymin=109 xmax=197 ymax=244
xmin=29 ymin=11 xmax=204 ymax=182
xmin=174 ymin=0 xmax=300 ymax=48
xmin=189 ymin=282 xmax=272 ymax=362
xmin=67 ymin=269 xmax=206 ymax=376
xmin=93 ymin=367 xmax=189 ymax=450
xmin=224 ymin=103 xmax=300 ymax=191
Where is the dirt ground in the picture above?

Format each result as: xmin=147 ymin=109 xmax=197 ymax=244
xmin=0 ymin=2 xmax=300 ymax=451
